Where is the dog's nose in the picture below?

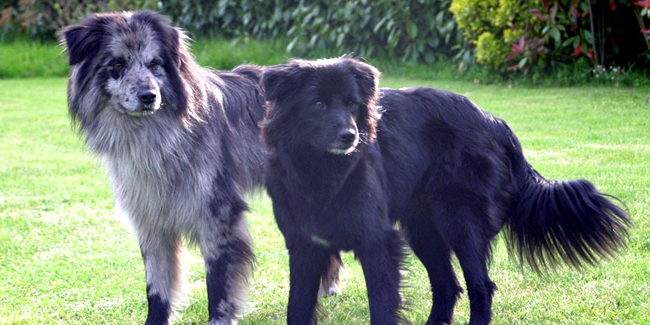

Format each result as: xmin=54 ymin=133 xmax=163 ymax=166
xmin=138 ymin=90 xmax=156 ymax=105
xmin=338 ymin=129 xmax=357 ymax=144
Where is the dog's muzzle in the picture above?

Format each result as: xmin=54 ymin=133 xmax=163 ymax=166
xmin=127 ymin=90 xmax=159 ymax=116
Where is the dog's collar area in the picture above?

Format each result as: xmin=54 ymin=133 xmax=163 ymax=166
xmin=311 ymin=235 xmax=331 ymax=247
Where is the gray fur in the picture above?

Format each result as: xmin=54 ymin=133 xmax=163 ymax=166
xmin=62 ymin=11 xmax=265 ymax=324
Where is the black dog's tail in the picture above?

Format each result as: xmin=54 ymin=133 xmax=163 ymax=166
xmin=496 ymin=120 xmax=631 ymax=272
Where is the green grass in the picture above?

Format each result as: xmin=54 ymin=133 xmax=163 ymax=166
xmin=1 ymin=77 xmax=649 ymax=324
xmin=0 ymin=42 xmax=69 ymax=78
xmin=0 ymin=38 xmax=297 ymax=79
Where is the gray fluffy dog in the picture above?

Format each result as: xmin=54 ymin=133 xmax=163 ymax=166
xmin=62 ymin=11 xmax=266 ymax=324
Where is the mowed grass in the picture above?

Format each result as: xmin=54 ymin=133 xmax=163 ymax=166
xmin=1 ymin=77 xmax=649 ymax=325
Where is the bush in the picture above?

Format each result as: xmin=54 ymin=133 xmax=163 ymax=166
xmin=159 ymin=0 xmax=463 ymax=64
xmin=451 ymin=0 xmax=650 ymax=74
xmin=160 ymin=0 xmax=293 ymax=39
xmin=4 ymin=0 xmax=650 ymax=78
xmin=0 ymin=0 xmax=155 ymax=41
xmin=284 ymin=0 xmax=461 ymax=64
xmin=450 ymin=0 xmax=545 ymax=72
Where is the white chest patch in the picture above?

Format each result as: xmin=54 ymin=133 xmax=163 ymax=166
xmin=311 ymin=235 xmax=331 ymax=247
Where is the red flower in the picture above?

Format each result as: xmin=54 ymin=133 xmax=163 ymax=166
xmin=633 ymin=1 xmax=650 ymax=8
xmin=609 ymin=1 xmax=616 ymax=11
xmin=573 ymin=44 xmax=583 ymax=57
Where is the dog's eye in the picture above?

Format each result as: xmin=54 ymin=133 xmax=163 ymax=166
xmin=149 ymin=60 xmax=160 ymax=70
xmin=348 ymin=101 xmax=359 ymax=113
xmin=111 ymin=62 xmax=123 ymax=70
xmin=314 ymin=101 xmax=325 ymax=109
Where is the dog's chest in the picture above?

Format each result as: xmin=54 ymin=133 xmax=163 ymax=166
xmin=104 ymin=151 xmax=213 ymax=233
xmin=286 ymin=178 xmax=385 ymax=251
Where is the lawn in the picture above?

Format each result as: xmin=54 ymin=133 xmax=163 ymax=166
xmin=0 ymin=76 xmax=649 ymax=324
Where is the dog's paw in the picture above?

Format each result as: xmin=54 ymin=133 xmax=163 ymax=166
xmin=318 ymin=280 xmax=341 ymax=296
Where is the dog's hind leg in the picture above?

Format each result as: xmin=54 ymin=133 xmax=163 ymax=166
xmin=139 ymin=231 xmax=188 ymax=325
xmin=404 ymin=214 xmax=462 ymax=325
xmin=454 ymin=243 xmax=496 ymax=325
xmin=356 ymin=228 xmax=404 ymax=325
xmin=318 ymin=253 xmax=343 ymax=296
xmin=199 ymin=199 xmax=254 ymax=325
xmin=435 ymin=203 xmax=497 ymax=325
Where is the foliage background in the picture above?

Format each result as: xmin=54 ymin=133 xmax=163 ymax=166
xmin=3 ymin=0 xmax=650 ymax=79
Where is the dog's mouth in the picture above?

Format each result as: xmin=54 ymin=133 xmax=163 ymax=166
xmin=327 ymin=135 xmax=360 ymax=155
xmin=327 ymin=143 xmax=358 ymax=155
xmin=122 ymin=104 xmax=158 ymax=117
xmin=127 ymin=105 xmax=156 ymax=117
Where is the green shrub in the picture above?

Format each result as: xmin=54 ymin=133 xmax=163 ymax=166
xmin=451 ymin=0 xmax=650 ymax=74
xmin=0 ymin=0 xmax=155 ymax=41
xmin=160 ymin=0 xmax=294 ymax=39
xmin=282 ymin=0 xmax=461 ymax=64
xmin=158 ymin=0 xmax=463 ymax=64
xmin=450 ymin=0 xmax=544 ymax=72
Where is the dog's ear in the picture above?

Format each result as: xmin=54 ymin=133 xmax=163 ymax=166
xmin=344 ymin=59 xmax=381 ymax=104
xmin=61 ymin=15 xmax=107 ymax=66
xmin=343 ymin=59 xmax=382 ymax=143
xmin=262 ymin=63 xmax=307 ymax=102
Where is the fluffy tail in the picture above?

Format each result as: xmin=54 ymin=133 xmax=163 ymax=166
xmin=497 ymin=121 xmax=631 ymax=272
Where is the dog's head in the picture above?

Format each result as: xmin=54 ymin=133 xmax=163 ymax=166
xmin=261 ymin=58 xmax=381 ymax=155
xmin=61 ymin=11 xmax=195 ymax=123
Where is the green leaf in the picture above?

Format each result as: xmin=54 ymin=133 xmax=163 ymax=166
xmin=436 ymin=11 xmax=445 ymax=26
xmin=425 ymin=51 xmax=435 ymax=64
xmin=387 ymin=28 xmax=401 ymax=49
xmin=286 ymin=37 xmax=298 ymax=53
xmin=336 ymin=33 xmax=345 ymax=47
xmin=407 ymin=21 xmax=418 ymax=39
xmin=446 ymin=20 xmax=456 ymax=32
xmin=562 ymin=37 xmax=575 ymax=48
xmin=387 ymin=18 xmax=395 ymax=31
xmin=309 ymin=34 xmax=319 ymax=47
xmin=518 ymin=56 xmax=528 ymax=69
xmin=287 ymin=25 xmax=297 ymax=36
xmin=550 ymin=28 xmax=561 ymax=45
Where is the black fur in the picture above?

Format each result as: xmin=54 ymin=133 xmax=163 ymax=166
xmin=261 ymin=58 xmax=630 ymax=325
xmin=144 ymin=286 xmax=171 ymax=325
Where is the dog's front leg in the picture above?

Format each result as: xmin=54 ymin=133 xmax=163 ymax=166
xmin=139 ymin=231 xmax=187 ymax=325
xmin=287 ymin=243 xmax=331 ymax=325
xmin=356 ymin=229 xmax=404 ymax=325
xmin=200 ymin=201 xmax=254 ymax=325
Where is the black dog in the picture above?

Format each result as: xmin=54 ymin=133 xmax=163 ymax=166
xmin=260 ymin=58 xmax=629 ymax=325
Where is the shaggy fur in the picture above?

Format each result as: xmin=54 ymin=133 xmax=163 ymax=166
xmin=62 ymin=11 xmax=266 ymax=324
xmin=261 ymin=58 xmax=630 ymax=325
